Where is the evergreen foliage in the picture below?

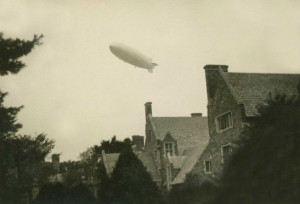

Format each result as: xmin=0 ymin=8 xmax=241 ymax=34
xmin=215 ymin=90 xmax=300 ymax=204
xmin=168 ymin=181 xmax=217 ymax=204
xmin=0 ymin=33 xmax=54 ymax=203
xmin=0 ymin=92 xmax=23 ymax=136
xmin=78 ymin=136 xmax=132 ymax=188
xmin=0 ymin=32 xmax=43 ymax=75
xmin=100 ymin=149 xmax=162 ymax=204
xmin=99 ymin=136 xmax=132 ymax=154
xmin=34 ymin=183 xmax=95 ymax=204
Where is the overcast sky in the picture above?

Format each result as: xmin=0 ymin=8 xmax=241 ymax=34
xmin=0 ymin=0 xmax=300 ymax=161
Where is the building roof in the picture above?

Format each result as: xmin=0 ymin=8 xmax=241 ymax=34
xmin=223 ymin=72 xmax=300 ymax=116
xmin=101 ymin=151 xmax=161 ymax=181
xmin=101 ymin=152 xmax=120 ymax=176
xmin=171 ymin=143 xmax=209 ymax=185
xmin=151 ymin=117 xmax=209 ymax=155
xmin=169 ymin=156 xmax=186 ymax=169
xmin=136 ymin=152 xmax=161 ymax=181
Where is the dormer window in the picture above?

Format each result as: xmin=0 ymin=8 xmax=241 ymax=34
xmin=216 ymin=112 xmax=233 ymax=132
xmin=164 ymin=143 xmax=174 ymax=157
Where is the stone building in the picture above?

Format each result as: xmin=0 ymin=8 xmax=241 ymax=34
xmin=101 ymin=102 xmax=209 ymax=190
xmin=190 ymin=64 xmax=300 ymax=183
xmin=144 ymin=102 xmax=209 ymax=189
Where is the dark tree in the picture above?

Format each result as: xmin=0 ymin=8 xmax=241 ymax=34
xmin=34 ymin=183 xmax=68 ymax=204
xmin=0 ymin=32 xmax=43 ymax=75
xmin=0 ymin=33 xmax=51 ymax=203
xmin=60 ymin=160 xmax=87 ymax=187
xmin=35 ymin=183 xmax=96 ymax=204
xmin=0 ymin=133 xmax=54 ymax=203
xmin=0 ymin=92 xmax=23 ymax=136
xmin=66 ymin=183 xmax=96 ymax=204
xmin=102 ymin=149 xmax=162 ymax=204
xmin=215 ymin=92 xmax=300 ymax=204
xmin=77 ymin=136 xmax=132 ymax=187
xmin=0 ymin=33 xmax=42 ymax=137
xmin=12 ymin=134 xmax=55 ymax=185
xmin=99 ymin=135 xmax=132 ymax=154
xmin=38 ymin=162 xmax=57 ymax=186
xmin=168 ymin=181 xmax=217 ymax=204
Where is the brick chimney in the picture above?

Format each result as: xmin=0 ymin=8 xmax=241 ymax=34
xmin=145 ymin=102 xmax=152 ymax=120
xmin=204 ymin=65 xmax=229 ymax=104
xmin=51 ymin=154 xmax=60 ymax=173
xmin=132 ymin=135 xmax=144 ymax=151
xmin=191 ymin=113 xmax=202 ymax=117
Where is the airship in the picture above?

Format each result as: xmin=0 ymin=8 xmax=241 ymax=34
xmin=109 ymin=42 xmax=158 ymax=73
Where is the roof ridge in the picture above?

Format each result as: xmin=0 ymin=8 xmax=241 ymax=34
xmin=149 ymin=115 xmax=160 ymax=139
xmin=218 ymin=67 xmax=242 ymax=104
xmin=152 ymin=116 xmax=207 ymax=118
xmin=227 ymin=72 xmax=300 ymax=75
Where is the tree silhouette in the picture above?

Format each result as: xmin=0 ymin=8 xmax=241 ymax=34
xmin=0 ymin=33 xmax=53 ymax=203
xmin=215 ymin=91 xmax=300 ymax=204
xmin=78 ymin=136 xmax=132 ymax=188
xmin=168 ymin=180 xmax=217 ymax=204
xmin=0 ymin=32 xmax=43 ymax=75
xmin=100 ymin=149 xmax=162 ymax=204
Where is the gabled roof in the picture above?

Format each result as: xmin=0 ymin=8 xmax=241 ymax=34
xmin=171 ymin=143 xmax=209 ymax=185
xmin=101 ymin=151 xmax=161 ymax=181
xmin=136 ymin=152 xmax=161 ymax=181
xmin=223 ymin=72 xmax=300 ymax=116
xmin=101 ymin=152 xmax=120 ymax=176
xmin=151 ymin=117 xmax=209 ymax=155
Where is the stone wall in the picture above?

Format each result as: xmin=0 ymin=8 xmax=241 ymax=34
xmin=191 ymin=65 xmax=247 ymax=182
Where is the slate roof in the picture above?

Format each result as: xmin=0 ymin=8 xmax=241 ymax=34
xmin=102 ymin=151 xmax=161 ymax=181
xmin=101 ymin=152 xmax=120 ymax=176
xmin=223 ymin=72 xmax=300 ymax=116
xmin=171 ymin=143 xmax=209 ymax=185
xmin=169 ymin=156 xmax=186 ymax=169
xmin=151 ymin=117 xmax=209 ymax=155
xmin=136 ymin=152 xmax=161 ymax=181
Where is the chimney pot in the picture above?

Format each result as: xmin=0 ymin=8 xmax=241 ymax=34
xmin=191 ymin=113 xmax=202 ymax=117
xmin=132 ymin=135 xmax=144 ymax=151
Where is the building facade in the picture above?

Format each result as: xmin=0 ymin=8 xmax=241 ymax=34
xmin=101 ymin=102 xmax=209 ymax=190
xmin=190 ymin=64 xmax=300 ymax=183
xmin=144 ymin=102 xmax=209 ymax=189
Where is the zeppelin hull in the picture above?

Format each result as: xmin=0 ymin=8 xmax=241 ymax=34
xmin=109 ymin=42 xmax=158 ymax=71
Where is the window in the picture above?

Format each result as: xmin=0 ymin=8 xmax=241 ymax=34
xmin=221 ymin=144 xmax=232 ymax=163
xmin=204 ymin=161 xmax=211 ymax=173
xmin=164 ymin=143 xmax=174 ymax=156
xmin=216 ymin=112 xmax=233 ymax=131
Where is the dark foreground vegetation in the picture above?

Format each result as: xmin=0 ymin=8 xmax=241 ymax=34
xmin=167 ymin=89 xmax=300 ymax=204
xmin=0 ymin=32 xmax=55 ymax=203
xmin=1 ymin=32 xmax=300 ymax=204
xmin=34 ymin=183 xmax=95 ymax=204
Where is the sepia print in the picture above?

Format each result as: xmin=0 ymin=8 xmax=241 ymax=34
xmin=0 ymin=1 xmax=300 ymax=203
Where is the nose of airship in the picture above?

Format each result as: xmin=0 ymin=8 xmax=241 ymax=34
xmin=109 ymin=44 xmax=115 ymax=52
xmin=109 ymin=42 xmax=120 ymax=52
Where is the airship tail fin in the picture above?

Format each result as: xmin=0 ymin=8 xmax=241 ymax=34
xmin=147 ymin=69 xmax=154 ymax=73
xmin=152 ymin=63 xmax=158 ymax=66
